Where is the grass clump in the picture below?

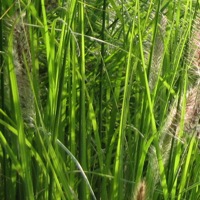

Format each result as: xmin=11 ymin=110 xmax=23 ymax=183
xmin=0 ymin=0 xmax=200 ymax=199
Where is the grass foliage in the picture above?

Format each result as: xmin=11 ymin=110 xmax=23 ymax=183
xmin=0 ymin=0 xmax=200 ymax=199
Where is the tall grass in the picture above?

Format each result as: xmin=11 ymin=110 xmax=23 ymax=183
xmin=0 ymin=0 xmax=200 ymax=199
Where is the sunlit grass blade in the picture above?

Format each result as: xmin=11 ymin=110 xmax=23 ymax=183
xmin=7 ymin=26 xmax=34 ymax=199
xmin=112 ymin=2 xmax=137 ymax=199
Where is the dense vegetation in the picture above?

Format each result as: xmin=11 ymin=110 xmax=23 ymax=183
xmin=0 ymin=0 xmax=200 ymax=199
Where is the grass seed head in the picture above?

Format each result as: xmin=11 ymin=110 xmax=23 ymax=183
xmin=184 ymin=85 xmax=200 ymax=137
xmin=10 ymin=11 xmax=35 ymax=128
xmin=133 ymin=180 xmax=147 ymax=200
